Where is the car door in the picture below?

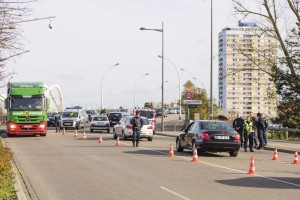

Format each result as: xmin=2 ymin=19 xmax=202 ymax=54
xmin=186 ymin=122 xmax=199 ymax=148
xmin=180 ymin=122 xmax=196 ymax=148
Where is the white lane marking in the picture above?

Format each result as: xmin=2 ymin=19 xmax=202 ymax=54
xmin=112 ymin=139 xmax=300 ymax=188
xmin=90 ymin=155 xmax=103 ymax=161
xmin=160 ymin=186 xmax=191 ymax=200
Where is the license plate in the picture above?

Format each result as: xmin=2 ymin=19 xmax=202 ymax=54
xmin=215 ymin=136 xmax=229 ymax=140
xmin=65 ymin=123 xmax=72 ymax=125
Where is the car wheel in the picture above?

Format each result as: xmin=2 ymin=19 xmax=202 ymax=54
xmin=229 ymin=150 xmax=238 ymax=157
xmin=90 ymin=129 xmax=93 ymax=133
xmin=176 ymin=138 xmax=184 ymax=152
xmin=107 ymin=129 xmax=110 ymax=133
xmin=147 ymin=137 xmax=153 ymax=141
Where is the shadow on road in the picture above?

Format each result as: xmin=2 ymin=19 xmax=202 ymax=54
xmin=216 ymin=177 xmax=300 ymax=189
xmin=123 ymin=149 xmax=169 ymax=156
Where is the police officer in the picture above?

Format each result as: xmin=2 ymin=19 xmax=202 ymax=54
xmin=256 ymin=112 xmax=265 ymax=150
xmin=249 ymin=112 xmax=258 ymax=148
xmin=262 ymin=113 xmax=268 ymax=146
xmin=130 ymin=111 xmax=144 ymax=147
xmin=243 ymin=116 xmax=255 ymax=152
xmin=54 ymin=112 xmax=61 ymax=133
xmin=233 ymin=113 xmax=244 ymax=148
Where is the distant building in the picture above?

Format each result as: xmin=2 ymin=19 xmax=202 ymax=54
xmin=218 ymin=22 xmax=277 ymax=119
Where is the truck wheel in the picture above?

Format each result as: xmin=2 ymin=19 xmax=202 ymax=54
xmin=40 ymin=134 xmax=46 ymax=137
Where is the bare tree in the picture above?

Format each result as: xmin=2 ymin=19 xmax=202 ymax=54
xmin=233 ymin=0 xmax=300 ymax=127
xmin=0 ymin=0 xmax=36 ymax=86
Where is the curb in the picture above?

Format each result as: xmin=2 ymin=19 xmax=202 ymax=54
xmin=156 ymin=132 xmax=297 ymax=154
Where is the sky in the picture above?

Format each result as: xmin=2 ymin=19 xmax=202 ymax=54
xmin=4 ymin=0 xmax=237 ymax=110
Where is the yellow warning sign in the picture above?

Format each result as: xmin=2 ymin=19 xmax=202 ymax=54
xmin=183 ymin=80 xmax=194 ymax=91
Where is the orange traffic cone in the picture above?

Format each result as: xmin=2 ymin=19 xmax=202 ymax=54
xmin=191 ymin=149 xmax=199 ymax=162
xmin=74 ymin=130 xmax=78 ymax=138
xmin=291 ymin=151 xmax=299 ymax=164
xmin=115 ymin=136 xmax=120 ymax=147
xmin=168 ymin=144 xmax=174 ymax=157
xmin=98 ymin=134 xmax=103 ymax=144
xmin=82 ymin=132 xmax=87 ymax=140
xmin=272 ymin=148 xmax=279 ymax=160
xmin=62 ymin=128 xmax=66 ymax=135
xmin=248 ymin=156 xmax=256 ymax=175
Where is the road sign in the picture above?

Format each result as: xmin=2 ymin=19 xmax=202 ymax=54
xmin=183 ymin=80 xmax=195 ymax=91
xmin=187 ymin=104 xmax=198 ymax=108
xmin=184 ymin=91 xmax=193 ymax=100
xmin=183 ymin=100 xmax=202 ymax=105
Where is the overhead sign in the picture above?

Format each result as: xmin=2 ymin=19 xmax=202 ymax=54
xmin=183 ymin=80 xmax=195 ymax=91
xmin=184 ymin=91 xmax=193 ymax=100
xmin=183 ymin=100 xmax=202 ymax=105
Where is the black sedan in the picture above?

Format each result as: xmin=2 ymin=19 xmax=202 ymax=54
xmin=176 ymin=120 xmax=241 ymax=157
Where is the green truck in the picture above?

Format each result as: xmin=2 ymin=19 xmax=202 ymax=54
xmin=5 ymin=82 xmax=50 ymax=137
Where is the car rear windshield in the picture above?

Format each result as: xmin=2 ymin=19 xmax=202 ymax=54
xmin=200 ymin=122 xmax=234 ymax=131
xmin=93 ymin=117 xmax=107 ymax=121
xmin=109 ymin=113 xmax=122 ymax=117
xmin=139 ymin=111 xmax=154 ymax=119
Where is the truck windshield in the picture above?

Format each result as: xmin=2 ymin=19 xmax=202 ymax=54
xmin=10 ymin=97 xmax=44 ymax=110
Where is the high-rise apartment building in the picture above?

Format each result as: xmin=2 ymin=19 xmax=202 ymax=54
xmin=218 ymin=21 xmax=277 ymax=118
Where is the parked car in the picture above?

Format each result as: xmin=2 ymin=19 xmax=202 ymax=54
xmin=113 ymin=116 xmax=153 ymax=141
xmin=90 ymin=115 xmax=110 ymax=133
xmin=86 ymin=110 xmax=99 ymax=122
xmin=156 ymin=108 xmax=167 ymax=117
xmin=176 ymin=120 xmax=241 ymax=157
xmin=119 ymin=109 xmax=129 ymax=116
xmin=47 ymin=112 xmax=62 ymax=127
xmin=108 ymin=112 xmax=123 ymax=127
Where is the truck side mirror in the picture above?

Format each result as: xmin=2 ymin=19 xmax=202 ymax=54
xmin=4 ymin=98 xmax=7 ymax=109
xmin=46 ymin=99 xmax=50 ymax=109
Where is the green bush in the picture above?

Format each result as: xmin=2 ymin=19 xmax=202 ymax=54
xmin=0 ymin=139 xmax=17 ymax=200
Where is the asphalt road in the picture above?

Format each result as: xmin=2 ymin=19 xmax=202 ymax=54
xmin=2 ymin=127 xmax=300 ymax=200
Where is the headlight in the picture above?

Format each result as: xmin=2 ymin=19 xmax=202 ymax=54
xmin=39 ymin=124 xmax=45 ymax=129
xmin=10 ymin=124 xmax=16 ymax=129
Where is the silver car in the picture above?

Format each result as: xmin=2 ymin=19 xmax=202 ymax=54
xmin=90 ymin=115 xmax=110 ymax=133
xmin=113 ymin=116 xmax=153 ymax=141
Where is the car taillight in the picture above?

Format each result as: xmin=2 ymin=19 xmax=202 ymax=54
xmin=234 ymin=133 xmax=240 ymax=141
xmin=126 ymin=125 xmax=133 ymax=129
xmin=201 ymin=132 xmax=212 ymax=141
xmin=147 ymin=125 xmax=153 ymax=129
xmin=91 ymin=124 xmax=95 ymax=127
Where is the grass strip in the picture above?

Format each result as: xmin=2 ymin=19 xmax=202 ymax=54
xmin=0 ymin=138 xmax=17 ymax=200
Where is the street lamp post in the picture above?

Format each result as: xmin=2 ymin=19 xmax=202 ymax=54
xmin=100 ymin=63 xmax=119 ymax=110
xmin=134 ymin=73 xmax=149 ymax=108
xmin=210 ymin=0 xmax=214 ymax=120
xmin=158 ymin=55 xmax=182 ymax=120
xmin=140 ymin=22 xmax=165 ymax=132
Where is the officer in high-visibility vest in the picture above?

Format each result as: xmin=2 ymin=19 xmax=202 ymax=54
xmin=243 ymin=116 xmax=255 ymax=152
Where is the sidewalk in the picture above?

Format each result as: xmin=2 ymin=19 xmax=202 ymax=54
xmin=155 ymin=131 xmax=300 ymax=154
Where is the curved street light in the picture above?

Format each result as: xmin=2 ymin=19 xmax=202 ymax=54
xmin=158 ymin=55 xmax=182 ymax=120
xmin=134 ymin=73 xmax=149 ymax=108
xmin=100 ymin=63 xmax=120 ymax=109
xmin=140 ymin=22 xmax=165 ymax=132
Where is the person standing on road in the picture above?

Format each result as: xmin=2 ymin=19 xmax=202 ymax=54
xmin=249 ymin=112 xmax=258 ymax=148
xmin=233 ymin=113 xmax=244 ymax=148
xmin=54 ymin=112 xmax=61 ymax=133
xmin=256 ymin=112 xmax=265 ymax=150
xmin=130 ymin=111 xmax=144 ymax=147
xmin=243 ymin=116 xmax=255 ymax=152
xmin=262 ymin=113 xmax=268 ymax=146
